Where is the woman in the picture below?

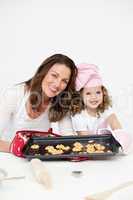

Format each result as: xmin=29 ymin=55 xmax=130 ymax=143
xmin=0 ymin=54 xmax=78 ymax=152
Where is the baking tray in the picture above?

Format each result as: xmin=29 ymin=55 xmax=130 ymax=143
xmin=22 ymin=134 xmax=121 ymax=160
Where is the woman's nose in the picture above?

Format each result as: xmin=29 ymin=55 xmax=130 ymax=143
xmin=54 ymin=79 xmax=61 ymax=89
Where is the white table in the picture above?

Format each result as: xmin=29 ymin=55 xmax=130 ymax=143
xmin=0 ymin=152 xmax=133 ymax=200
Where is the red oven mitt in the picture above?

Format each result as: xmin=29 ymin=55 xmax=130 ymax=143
xmin=10 ymin=129 xmax=60 ymax=157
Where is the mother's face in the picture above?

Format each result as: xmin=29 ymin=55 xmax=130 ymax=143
xmin=41 ymin=63 xmax=71 ymax=98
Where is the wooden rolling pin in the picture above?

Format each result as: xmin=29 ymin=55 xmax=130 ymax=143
xmin=30 ymin=158 xmax=52 ymax=190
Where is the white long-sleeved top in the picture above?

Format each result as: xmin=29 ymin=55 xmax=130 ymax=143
xmin=71 ymin=108 xmax=114 ymax=133
xmin=0 ymin=84 xmax=75 ymax=141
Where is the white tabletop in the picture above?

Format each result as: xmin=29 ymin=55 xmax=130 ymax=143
xmin=0 ymin=152 xmax=133 ymax=200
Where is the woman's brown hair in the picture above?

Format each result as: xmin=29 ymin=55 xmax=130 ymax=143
xmin=25 ymin=54 xmax=77 ymax=122
xmin=71 ymin=86 xmax=112 ymax=117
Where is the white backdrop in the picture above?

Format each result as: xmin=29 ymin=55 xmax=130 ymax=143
xmin=0 ymin=0 xmax=133 ymax=130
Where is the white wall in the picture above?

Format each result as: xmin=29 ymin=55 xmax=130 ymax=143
xmin=0 ymin=0 xmax=133 ymax=129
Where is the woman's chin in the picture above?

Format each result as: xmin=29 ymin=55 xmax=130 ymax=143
xmin=45 ymin=91 xmax=58 ymax=98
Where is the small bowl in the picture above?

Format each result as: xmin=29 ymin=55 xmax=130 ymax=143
xmin=0 ymin=168 xmax=7 ymax=183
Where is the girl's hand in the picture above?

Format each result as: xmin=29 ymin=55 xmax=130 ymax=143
xmin=106 ymin=113 xmax=122 ymax=130
xmin=77 ymin=131 xmax=95 ymax=136
xmin=112 ymin=129 xmax=133 ymax=154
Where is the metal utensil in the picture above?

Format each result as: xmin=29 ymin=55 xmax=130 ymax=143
xmin=0 ymin=168 xmax=25 ymax=182
xmin=72 ymin=170 xmax=83 ymax=177
xmin=2 ymin=176 xmax=25 ymax=181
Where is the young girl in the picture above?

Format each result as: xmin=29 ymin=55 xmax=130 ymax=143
xmin=71 ymin=63 xmax=132 ymax=153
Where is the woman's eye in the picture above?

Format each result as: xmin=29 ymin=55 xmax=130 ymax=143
xmin=52 ymin=73 xmax=57 ymax=78
xmin=63 ymin=80 xmax=68 ymax=84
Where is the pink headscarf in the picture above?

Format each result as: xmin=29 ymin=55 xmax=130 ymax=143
xmin=76 ymin=63 xmax=103 ymax=91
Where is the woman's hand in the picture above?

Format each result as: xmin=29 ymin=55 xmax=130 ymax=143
xmin=0 ymin=140 xmax=10 ymax=152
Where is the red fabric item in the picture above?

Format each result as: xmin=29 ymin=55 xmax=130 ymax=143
xmin=69 ymin=157 xmax=89 ymax=162
xmin=10 ymin=129 xmax=60 ymax=157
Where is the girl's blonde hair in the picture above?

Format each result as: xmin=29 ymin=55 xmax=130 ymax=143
xmin=96 ymin=86 xmax=112 ymax=117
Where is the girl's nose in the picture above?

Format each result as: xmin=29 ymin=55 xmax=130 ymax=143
xmin=91 ymin=94 xmax=96 ymax=99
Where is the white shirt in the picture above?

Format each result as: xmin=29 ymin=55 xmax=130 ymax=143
xmin=0 ymin=84 xmax=75 ymax=141
xmin=71 ymin=108 xmax=114 ymax=133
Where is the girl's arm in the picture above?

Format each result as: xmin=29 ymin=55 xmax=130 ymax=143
xmin=106 ymin=113 xmax=122 ymax=130
xmin=77 ymin=131 xmax=94 ymax=136
xmin=0 ymin=140 xmax=10 ymax=152
xmin=106 ymin=113 xmax=132 ymax=153
xmin=58 ymin=114 xmax=76 ymax=135
xmin=71 ymin=113 xmax=91 ymax=135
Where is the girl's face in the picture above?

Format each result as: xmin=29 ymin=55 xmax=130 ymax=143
xmin=82 ymin=86 xmax=103 ymax=111
xmin=41 ymin=63 xmax=71 ymax=98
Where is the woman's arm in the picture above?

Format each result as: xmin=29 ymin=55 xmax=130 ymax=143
xmin=58 ymin=115 xmax=75 ymax=135
xmin=0 ymin=140 xmax=10 ymax=152
xmin=71 ymin=113 xmax=90 ymax=135
xmin=0 ymin=85 xmax=23 ymax=151
xmin=106 ymin=113 xmax=122 ymax=130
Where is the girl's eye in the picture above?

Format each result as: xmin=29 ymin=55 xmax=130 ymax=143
xmin=86 ymin=92 xmax=91 ymax=95
xmin=96 ymin=91 xmax=101 ymax=95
